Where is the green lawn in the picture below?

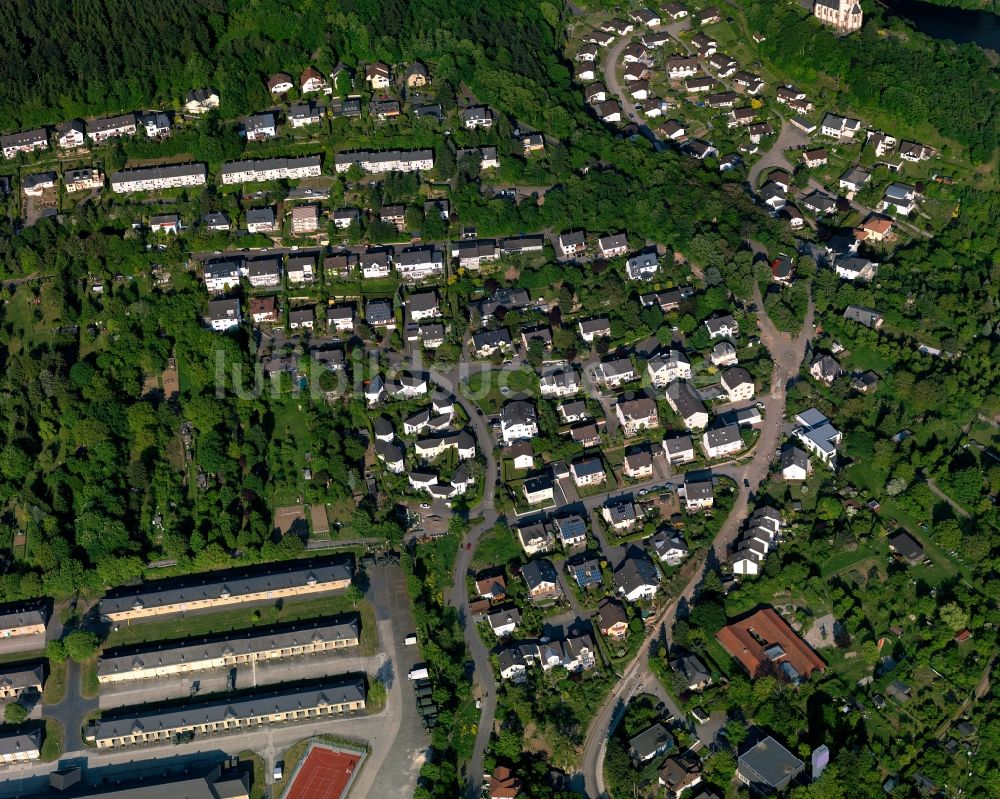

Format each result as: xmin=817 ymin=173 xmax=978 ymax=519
xmin=462 ymin=367 xmax=537 ymax=414
xmin=40 ymin=718 xmax=64 ymax=762
xmin=472 ymin=526 xmax=522 ymax=570
xmin=80 ymin=656 xmax=99 ymax=700
xmin=102 ymin=594 xmax=378 ymax=656
xmin=238 ymin=750 xmax=266 ymax=799
xmin=270 ymin=398 xmax=314 ymax=505
xmin=41 ymin=658 xmax=66 ymax=705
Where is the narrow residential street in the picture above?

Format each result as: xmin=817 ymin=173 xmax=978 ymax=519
xmin=747 ymin=116 xmax=806 ymax=189
xmin=579 ymin=289 xmax=815 ymax=799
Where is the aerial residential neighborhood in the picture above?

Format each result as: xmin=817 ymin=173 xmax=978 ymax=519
xmin=0 ymin=3 xmax=995 ymax=799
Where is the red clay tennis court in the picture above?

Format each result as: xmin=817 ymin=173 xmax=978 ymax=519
xmin=283 ymin=743 xmax=363 ymax=799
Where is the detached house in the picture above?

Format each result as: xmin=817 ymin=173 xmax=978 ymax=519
xmin=667 ymin=57 xmax=701 ymax=80
xmin=521 ymin=558 xmax=559 ymax=599
xmin=781 ymin=447 xmax=810 ymax=481
xmin=810 ymin=355 xmax=843 ymax=385
xmin=243 ymin=113 xmax=277 ymax=141
xmin=666 ymin=381 xmax=709 ymax=431
xmin=794 ymin=407 xmax=842 ymax=468
xmin=595 ymin=357 xmax=637 ymax=388
xmin=702 ymin=424 xmax=743 ymax=459
xmin=721 ymin=367 xmax=755 ymax=402
xmin=647 ymin=350 xmax=691 ymax=388
xmin=300 ymin=67 xmax=331 ymax=95
xmin=288 ymin=102 xmax=322 ymax=128
xmin=578 ymin=317 xmax=611 ymax=343
xmin=626 ymin=250 xmax=659 ymax=280
xmin=616 ymin=396 xmax=659 ymax=436
xmin=629 ymin=724 xmax=675 ymax=764
xmin=704 ymin=313 xmax=738 ymax=340
xmin=517 ymin=523 xmax=554 ymax=556
xmin=267 ymin=73 xmax=294 ymax=95
xmin=597 ymin=598 xmax=630 ymax=640
xmin=598 ymin=233 xmax=628 ymax=258
xmin=501 ymin=400 xmax=539 ymax=444
xmin=558 ymin=230 xmax=586 ymax=257
xmin=650 ymin=531 xmax=688 ymax=566
xmin=571 ymin=457 xmax=607 ymax=488
xmin=623 ymin=450 xmax=654 ymax=480
xmin=461 ymin=106 xmax=494 ymax=129
xmin=615 ymin=548 xmax=660 ymax=602
xmin=603 ymin=500 xmax=638 ymax=532
xmin=184 ymin=88 xmax=219 ymax=114
xmin=683 ymin=479 xmax=714 ymax=510
xmin=881 ymin=182 xmax=919 ymax=215
xmin=365 ymin=62 xmax=391 ymax=89
xmin=662 ymin=434 xmax=695 ymax=465
xmin=821 ymin=113 xmax=862 ymax=140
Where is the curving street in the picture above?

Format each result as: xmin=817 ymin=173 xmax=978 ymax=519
xmin=580 ymin=289 xmax=814 ymax=798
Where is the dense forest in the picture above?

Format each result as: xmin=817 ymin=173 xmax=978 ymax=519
xmin=735 ymin=0 xmax=1000 ymax=161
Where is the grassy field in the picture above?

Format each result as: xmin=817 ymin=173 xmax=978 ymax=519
xmin=41 ymin=659 xmax=66 ymax=705
xmin=462 ymin=367 xmax=537 ymax=414
xmin=40 ymin=718 xmax=64 ymax=762
xmin=0 ymin=648 xmax=46 ymax=666
xmin=472 ymin=526 xmax=522 ymax=570
xmin=80 ymin=657 xmax=99 ymax=699
xmin=238 ymin=750 xmax=266 ymax=799
xmin=270 ymin=398 xmax=314 ymax=506
xmin=102 ymin=594 xmax=379 ymax=656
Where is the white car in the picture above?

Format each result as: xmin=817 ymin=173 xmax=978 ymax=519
xmin=273 ymin=762 xmax=284 ymax=781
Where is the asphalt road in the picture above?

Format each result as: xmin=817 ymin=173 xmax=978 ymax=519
xmin=580 ymin=289 xmax=815 ymax=798
xmin=10 ymin=564 xmax=423 ymax=799
xmin=747 ymin=117 xmax=807 ymax=190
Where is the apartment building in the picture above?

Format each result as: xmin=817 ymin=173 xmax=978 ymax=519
xmin=0 ymin=728 xmax=41 ymax=765
xmin=110 ymin=163 xmax=207 ymax=193
xmin=0 ymin=662 xmax=45 ymax=699
xmin=0 ymin=602 xmax=48 ymax=638
xmin=98 ymin=557 xmax=353 ymax=622
xmin=98 ymin=617 xmax=360 ymax=684
xmin=89 ymin=679 xmax=366 ymax=749
xmin=333 ymin=149 xmax=434 ymax=174
xmin=220 ymin=156 xmax=322 ymax=185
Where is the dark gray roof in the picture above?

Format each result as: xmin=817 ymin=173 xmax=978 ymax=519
xmin=0 ymin=601 xmax=47 ymax=630
xmin=98 ymin=617 xmax=359 ymax=678
xmin=0 ymin=661 xmax=45 ymax=691
xmin=615 ymin=550 xmax=660 ymax=594
xmin=93 ymin=678 xmax=365 ymax=744
xmin=111 ymin=163 xmax=206 ymax=187
xmin=705 ymin=424 xmax=741 ymax=449
xmin=220 ymin=155 xmax=321 ymax=176
xmin=629 ymin=723 xmax=674 ymax=759
xmin=0 ymin=727 xmax=41 ymax=757
xmin=521 ymin=559 xmax=557 ymax=591
xmin=666 ymin=380 xmax=707 ymax=419
xmin=501 ymin=400 xmax=536 ymax=426
xmin=738 ymin=736 xmax=803 ymax=790
xmin=99 ymin=557 xmax=353 ymax=617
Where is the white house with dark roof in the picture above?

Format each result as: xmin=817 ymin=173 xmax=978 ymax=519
xmin=662 ymin=434 xmax=695 ymax=465
xmin=704 ymin=314 xmax=738 ymax=340
xmin=702 ymin=424 xmax=743 ymax=459
xmin=683 ymin=479 xmax=714 ymax=510
xmin=648 ymin=350 xmax=692 ymax=388
xmin=666 ymin=381 xmax=709 ymax=430
xmin=626 ymin=250 xmax=659 ymax=280
xmin=721 ymin=367 xmax=754 ymax=402
xmin=578 ymin=317 xmax=611 ymax=343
